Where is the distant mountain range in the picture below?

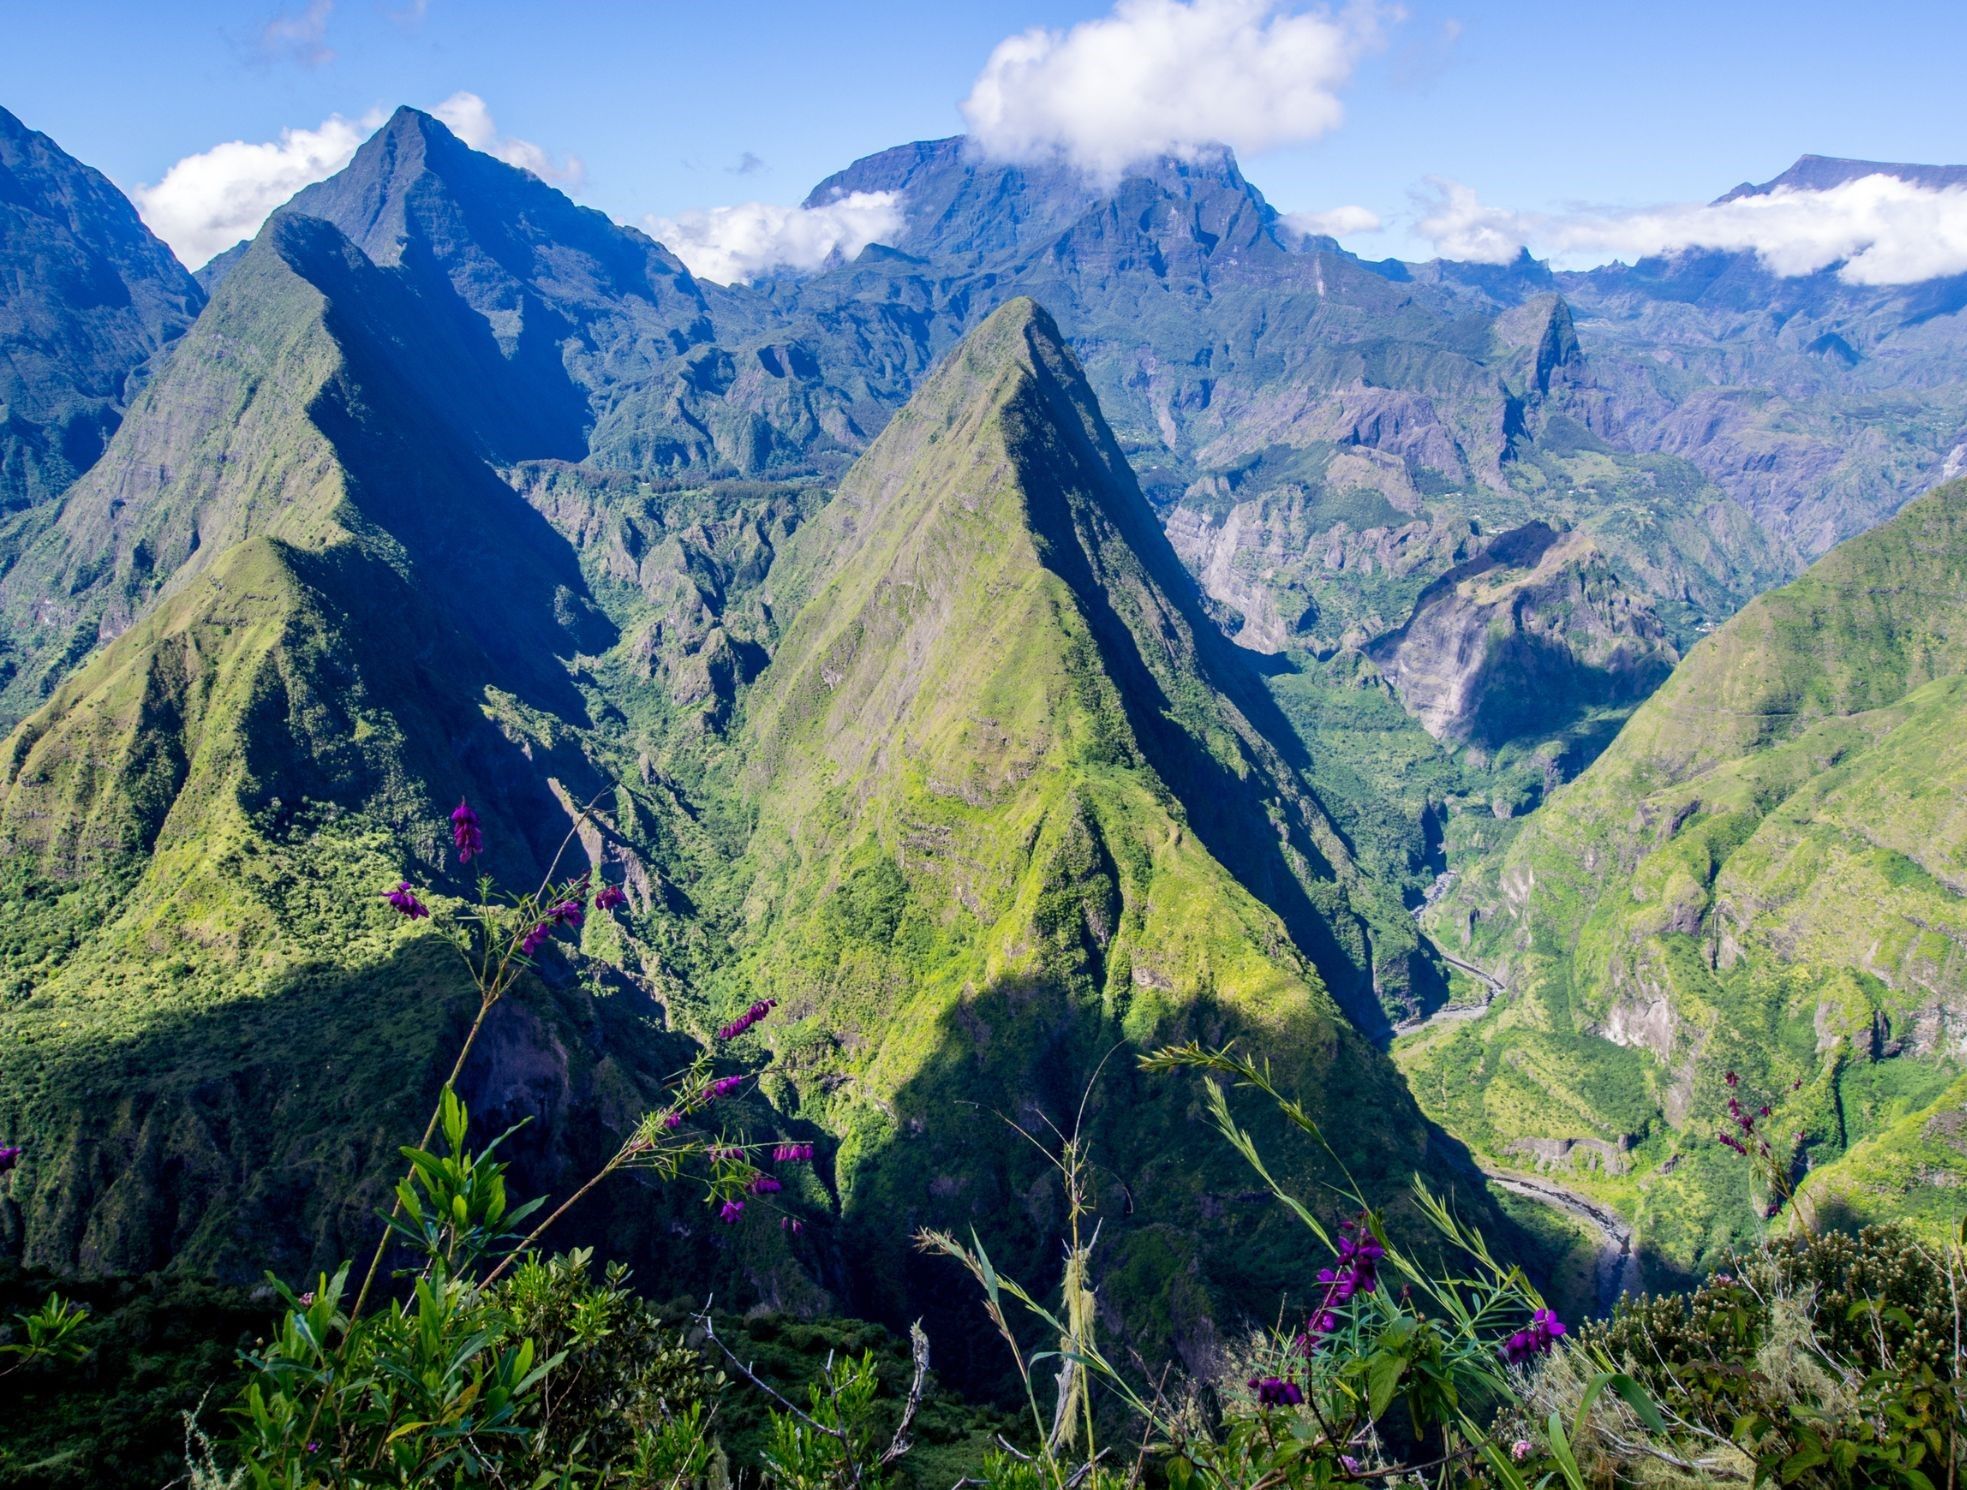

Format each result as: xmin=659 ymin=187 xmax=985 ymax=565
xmin=2 ymin=101 xmax=1964 ymax=1323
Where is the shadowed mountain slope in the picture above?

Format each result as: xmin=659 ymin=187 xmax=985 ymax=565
xmin=0 ymin=106 xmax=203 ymax=517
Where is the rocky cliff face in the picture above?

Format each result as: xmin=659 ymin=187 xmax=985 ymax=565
xmin=1366 ymin=521 xmax=1677 ymax=750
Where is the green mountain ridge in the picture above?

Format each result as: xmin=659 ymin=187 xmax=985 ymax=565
xmin=0 ymin=281 xmax=1493 ymax=1383
xmin=708 ymin=296 xmax=1475 ymax=1366
xmin=1408 ymin=477 xmax=1967 ymax=1271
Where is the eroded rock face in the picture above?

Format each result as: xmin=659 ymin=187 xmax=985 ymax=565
xmin=1364 ymin=521 xmax=1677 ymax=747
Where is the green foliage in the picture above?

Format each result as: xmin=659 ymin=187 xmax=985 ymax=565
xmin=1583 ymin=1226 xmax=1967 ymax=1487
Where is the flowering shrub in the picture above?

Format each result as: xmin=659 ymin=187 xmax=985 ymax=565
xmin=1715 ymin=1068 xmax=1812 ymax=1225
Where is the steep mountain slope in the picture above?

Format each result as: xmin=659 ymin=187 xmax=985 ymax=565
xmin=0 ymin=204 xmax=744 ymax=1286
xmin=718 ymin=298 xmax=1468 ymax=1362
xmin=1408 ymin=479 xmax=1967 ymax=1270
xmin=0 ymin=106 xmax=203 ymax=517
xmin=1366 ymin=521 xmax=1676 ymax=753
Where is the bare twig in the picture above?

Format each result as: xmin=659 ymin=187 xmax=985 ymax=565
xmin=880 ymin=1322 xmax=932 ymax=1467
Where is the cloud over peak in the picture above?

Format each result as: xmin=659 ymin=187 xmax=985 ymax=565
xmin=962 ymin=0 xmax=1391 ymax=179
xmin=1415 ymin=173 xmax=1967 ymax=286
xmin=646 ymin=191 xmax=905 ymax=286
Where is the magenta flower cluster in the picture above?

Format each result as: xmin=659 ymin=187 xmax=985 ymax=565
xmin=451 ymin=799 xmax=482 ymax=863
xmin=383 ymin=882 xmax=429 ymax=920
xmin=1716 ymin=1071 xmax=1776 ymax=1159
xmin=0 ymin=1144 xmax=21 ymax=1177
xmin=595 ymin=884 xmax=626 ymax=911
xmin=1247 ymin=1375 xmax=1303 ymax=1408
xmin=718 ymin=998 xmax=778 ymax=1041
xmin=1299 ymin=1216 xmax=1383 ymax=1351
xmin=1501 ymin=1308 xmax=1567 ymax=1364
xmin=719 ymin=1199 xmax=744 ymax=1225
xmin=749 ymin=1174 xmax=782 ymax=1195
xmin=773 ymin=1142 xmax=815 ymax=1163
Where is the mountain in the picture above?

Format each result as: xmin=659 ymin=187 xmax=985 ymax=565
xmin=713 ymin=297 xmax=1466 ymax=1360
xmin=5 ymin=102 xmax=1966 ymax=1330
xmin=1555 ymin=156 xmax=1967 ymax=561
xmin=0 ymin=202 xmax=743 ymax=1285
xmin=1365 ymin=519 xmax=1676 ymax=755
xmin=1719 ymin=153 xmax=1967 ymax=199
xmin=0 ymin=106 xmax=203 ymax=510
xmin=1406 ymin=478 xmax=1967 ymax=1272
xmin=749 ymin=141 xmax=1787 ymax=802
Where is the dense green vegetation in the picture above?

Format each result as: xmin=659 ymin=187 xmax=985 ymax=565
xmin=1408 ymin=479 xmax=1967 ymax=1274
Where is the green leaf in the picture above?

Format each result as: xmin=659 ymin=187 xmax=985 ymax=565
xmin=1780 ymin=1437 xmax=1829 ymax=1479
xmin=1365 ymin=1349 xmax=1407 ymax=1420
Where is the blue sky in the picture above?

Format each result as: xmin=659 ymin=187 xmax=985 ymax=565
xmin=6 ymin=0 xmax=1967 ymax=270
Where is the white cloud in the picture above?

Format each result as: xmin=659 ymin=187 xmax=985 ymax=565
xmin=1284 ymin=204 xmax=1383 ymax=240
xmin=134 ymin=112 xmax=379 ymax=267
xmin=431 ymin=91 xmax=584 ymax=189
xmin=1412 ymin=177 xmax=1530 ymax=264
xmin=646 ymin=191 xmax=906 ymax=285
xmin=259 ymin=0 xmax=336 ymax=66
xmin=134 ymin=94 xmax=577 ymax=269
xmin=1413 ymin=174 xmax=1967 ymax=285
xmin=962 ymin=0 xmax=1392 ymax=179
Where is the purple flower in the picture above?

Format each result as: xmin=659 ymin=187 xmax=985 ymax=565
xmin=780 ymin=1216 xmax=804 ymax=1235
xmin=451 ymin=799 xmax=483 ymax=863
xmin=1247 ymin=1376 xmax=1303 ymax=1408
xmin=774 ymin=1142 xmax=814 ymax=1163
xmin=1724 ymin=1070 xmax=1739 ymax=1088
xmin=1503 ymin=1308 xmax=1567 ymax=1363
xmin=1339 ymin=1456 xmax=1361 ymax=1474
xmin=519 ymin=922 xmax=550 ymax=957
xmin=1511 ymin=1440 xmax=1532 ymax=1463
xmin=1758 ymin=1105 xmax=1772 ymax=1118
xmin=719 ymin=1199 xmax=745 ymax=1225
xmin=750 ymin=1175 xmax=783 ymax=1195
xmin=718 ymin=998 xmax=778 ymax=1041
xmin=548 ymin=898 xmax=585 ymax=929
xmin=0 ymin=1145 xmax=20 ymax=1176
xmin=382 ymin=881 xmax=429 ymax=919
xmin=595 ymin=884 xmax=626 ymax=911
xmin=663 ymin=1112 xmax=683 ymax=1131
xmin=705 ymin=1075 xmax=744 ymax=1101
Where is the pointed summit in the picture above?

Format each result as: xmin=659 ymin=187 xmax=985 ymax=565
xmin=729 ymin=296 xmax=1456 ymax=1359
